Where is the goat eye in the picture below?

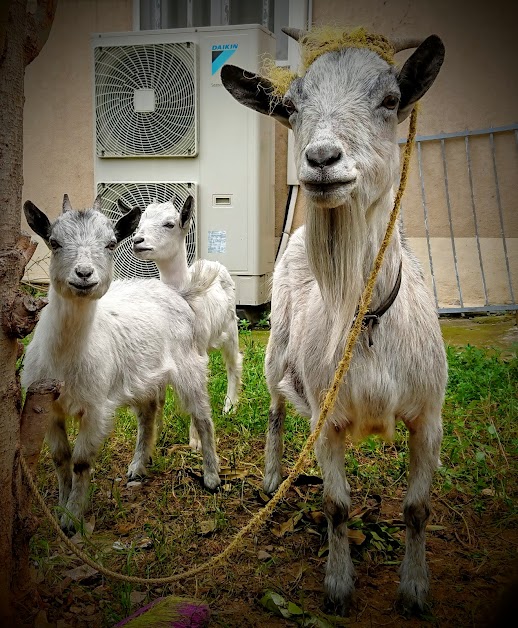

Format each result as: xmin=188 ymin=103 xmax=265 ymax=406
xmin=164 ymin=223 xmax=175 ymax=229
xmin=49 ymin=238 xmax=61 ymax=250
xmin=283 ymin=98 xmax=298 ymax=116
xmin=106 ymin=240 xmax=117 ymax=251
xmin=381 ymin=94 xmax=399 ymax=110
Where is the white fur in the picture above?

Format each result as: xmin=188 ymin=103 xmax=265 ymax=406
xmin=22 ymin=203 xmax=220 ymax=533
xmin=222 ymin=43 xmax=448 ymax=613
xmin=132 ymin=199 xmax=243 ymax=443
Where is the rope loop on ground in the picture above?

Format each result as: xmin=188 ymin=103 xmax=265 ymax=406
xmin=20 ymin=106 xmax=419 ymax=586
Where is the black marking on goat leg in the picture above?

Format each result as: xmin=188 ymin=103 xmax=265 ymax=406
xmin=403 ymin=502 xmax=430 ymax=535
xmin=324 ymin=496 xmax=349 ymax=529
xmin=73 ymin=461 xmax=90 ymax=475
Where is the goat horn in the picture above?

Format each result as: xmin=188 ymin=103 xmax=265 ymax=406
xmin=93 ymin=195 xmax=102 ymax=211
xmin=281 ymin=27 xmax=307 ymax=42
xmin=389 ymin=37 xmax=424 ymax=53
xmin=62 ymin=194 xmax=72 ymax=213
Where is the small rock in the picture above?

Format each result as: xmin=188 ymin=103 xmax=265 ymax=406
xmin=127 ymin=480 xmax=143 ymax=488
xmin=257 ymin=550 xmax=272 ymax=561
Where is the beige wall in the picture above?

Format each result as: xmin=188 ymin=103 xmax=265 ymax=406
xmin=23 ymin=0 xmax=517 ymax=308
xmin=23 ymin=0 xmax=132 ymax=279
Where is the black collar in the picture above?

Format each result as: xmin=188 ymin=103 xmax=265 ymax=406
xmin=356 ymin=260 xmax=402 ymax=347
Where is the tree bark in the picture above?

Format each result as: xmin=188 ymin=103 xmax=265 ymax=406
xmin=12 ymin=379 xmax=62 ymax=624
xmin=0 ymin=1 xmax=57 ymax=624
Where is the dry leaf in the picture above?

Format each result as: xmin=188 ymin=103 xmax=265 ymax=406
xmin=219 ymin=467 xmax=249 ymax=480
xmin=63 ymin=565 xmax=98 ymax=582
xmin=130 ymin=591 xmax=147 ymax=606
xmin=115 ymin=522 xmax=136 ymax=536
xmin=199 ymin=519 xmax=217 ymax=535
xmin=347 ymin=529 xmax=366 ymax=545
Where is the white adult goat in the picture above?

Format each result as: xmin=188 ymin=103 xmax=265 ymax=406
xmin=22 ymin=195 xmax=220 ymax=533
xmin=125 ymin=195 xmax=242 ymax=422
xmin=222 ymin=31 xmax=447 ymax=614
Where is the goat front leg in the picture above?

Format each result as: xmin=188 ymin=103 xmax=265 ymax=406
xmin=221 ymin=327 xmax=243 ymax=413
xmin=263 ymin=392 xmax=286 ymax=494
xmin=175 ymin=357 xmax=220 ymax=491
xmin=315 ymin=422 xmax=354 ymax=616
xmin=46 ymin=415 xmax=72 ymax=508
xmin=127 ymin=398 xmax=159 ymax=480
xmin=398 ymin=412 xmax=442 ymax=612
xmin=61 ymin=409 xmax=113 ymax=535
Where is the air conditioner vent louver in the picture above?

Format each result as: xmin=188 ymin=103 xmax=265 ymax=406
xmin=98 ymin=182 xmax=197 ymax=279
xmin=95 ymin=43 xmax=197 ymax=157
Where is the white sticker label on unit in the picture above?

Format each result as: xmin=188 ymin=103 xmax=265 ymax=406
xmin=208 ymin=230 xmax=226 ymax=253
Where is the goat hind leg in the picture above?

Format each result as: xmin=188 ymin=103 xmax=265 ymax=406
xmin=315 ymin=424 xmax=355 ymax=616
xmin=263 ymin=393 xmax=286 ymax=494
xmin=398 ymin=413 xmax=442 ymax=612
xmin=175 ymin=361 xmax=220 ymax=490
xmin=221 ymin=328 xmax=243 ymax=413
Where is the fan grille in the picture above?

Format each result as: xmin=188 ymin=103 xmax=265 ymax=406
xmin=95 ymin=43 xmax=197 ymax=157
xmin=98 ymin=182 xmax=197 ymax=280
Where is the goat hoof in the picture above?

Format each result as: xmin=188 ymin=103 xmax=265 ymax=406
xmin=263 ymin=473 xmax=282 ymax=495
xmin=203 ymin=473 xmax=221 ymax=492
xmin=59 ymin=517 xmax=77 ymax=537
xmin=189 ymin=438 xmax=203 ymax=452
xmin=323 ymin=595 xmax=353 ymax=617
xmin=396 ymin=589 xmax=430 ymax=617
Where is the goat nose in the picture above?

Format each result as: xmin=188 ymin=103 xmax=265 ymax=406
xmin=75 ymin=265 xmax=94 ymax=279
xmin=133 ymin=236 xmax=144 ymax=245
xmin=305 ymin=143 xmax=342 ymax=168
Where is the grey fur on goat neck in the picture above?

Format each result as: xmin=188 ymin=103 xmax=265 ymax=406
xmin=126 ymin=195 xmax=242 ymax=426
xmin=22 ymin=197 xmax=220 ymax=535
xmin=221 ymin=33 xmax=447 ymax=615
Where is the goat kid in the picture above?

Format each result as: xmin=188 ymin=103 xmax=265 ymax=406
xmin=123 ymin=195 xmax=242 ymax=433
xmin=22 ymin=195 xmax=220 ymax=533
xmin=222 ymin=32 xmax=447 ymax=614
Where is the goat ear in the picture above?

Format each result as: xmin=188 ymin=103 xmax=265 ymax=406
xmin=93 ymin=195 xmax=102 ymax=212
xmin=62 ymin=194 xmax=72 ymax=213
xmin=117 ymin=198 xmax=133 ymax=214
xmin=397 ymin=35 xmax=445 ymax=122
xmin=113 ymin=207 xmax=141 ymax=243
xmin=24 ymin=201 xmax=52 ymax=244
xmin=220 ymin=64 xmax=292 ymax=128
xmin=180 ymin=196 xmax=194 ymax=230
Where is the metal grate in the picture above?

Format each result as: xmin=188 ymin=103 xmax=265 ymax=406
xmin=400 ymin=123 xmax=517 ymax=314
xmin=95 ymin=42 xmax=198 ymax=157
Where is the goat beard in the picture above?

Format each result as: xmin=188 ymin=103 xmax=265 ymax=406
xmin=305 ymin=201 xmax=368 ymax=366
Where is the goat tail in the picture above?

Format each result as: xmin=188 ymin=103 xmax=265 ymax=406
xmin=180 ymin=260 xmax=220 ymax=305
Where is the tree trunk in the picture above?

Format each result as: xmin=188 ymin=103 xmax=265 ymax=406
xmin=0 ymin=1 xmax=57 ymax=624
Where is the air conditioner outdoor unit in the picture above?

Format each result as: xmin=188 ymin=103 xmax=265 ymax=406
xmin=92 ymin=25 xmax=275 ymax=306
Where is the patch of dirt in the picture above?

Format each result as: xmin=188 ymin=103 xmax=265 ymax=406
xmin=26 ymin=440 xmax=518 ymax=628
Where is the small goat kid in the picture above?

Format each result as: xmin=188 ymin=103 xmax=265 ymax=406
xmin=125 ymin=195 xmax=242 ymax=424
xmin=222 ymin=33 xmax=447 ymax=614
xmin=22 ymin=196 xmax=220 ymax=533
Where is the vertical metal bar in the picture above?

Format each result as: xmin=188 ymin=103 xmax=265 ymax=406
xmin=151 ymin=0 xmax=162 ymax=30
xmin=417 ymin=141 xmax=439 ymax=308
xmin=262 ymin=0 xmax=271 ymax=28
xmin=222 ymin=0 xmax=230 ymax=25
xmin=441 ymin=139 xmax=464 ymax=307
xmin=186 ymin=0 xmax=193 ymax=27
xmin=465 ymin=136 xmax=489 ymax=305
xmin=490 ymin=132 xmax=515 ymax=304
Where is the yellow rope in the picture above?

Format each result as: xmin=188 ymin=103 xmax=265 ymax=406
xmin=20 ymin=111 xmax=419 ymax=587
